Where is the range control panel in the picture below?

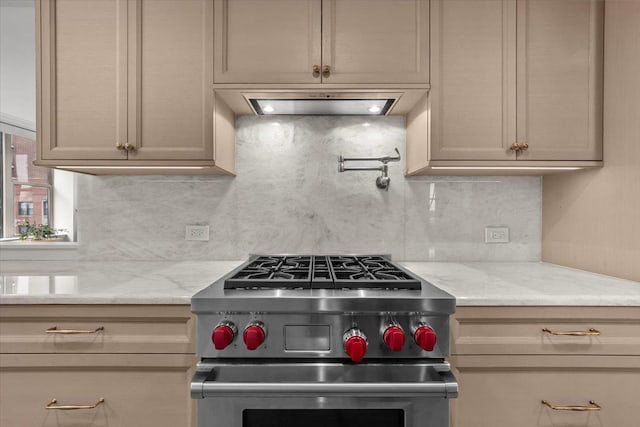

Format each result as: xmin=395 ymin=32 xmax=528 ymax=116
xmin=197 ymin=313 xmax=450 ymax=361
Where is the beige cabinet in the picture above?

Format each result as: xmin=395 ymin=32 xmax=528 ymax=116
xmin=213 ymin=0 xmax=429 ymax=85
xmin=450 ymin=306 xmax=640 ymax=427
xmin=406 ymin=0 xmax=604 ymax=174
xmin=36 ymin=0 xmax=235 ymax=174
xmin=0 ymin=305 xmax=196 ymax=427
xmin=0 ymin=354 xmax=195 ymax=427
xmin=516 ymin=0 xmax=603 ymax=161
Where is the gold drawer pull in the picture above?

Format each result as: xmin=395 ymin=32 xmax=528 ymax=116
xmin=46 ymin=326 xmax=104 ymax=335
xmin=542 ymin=400 xmax=601 ymax=411
xmin=46 ymin=398 xmax=105 ymax=410
xmin=542 ymin=328 xmax=600 ymax=336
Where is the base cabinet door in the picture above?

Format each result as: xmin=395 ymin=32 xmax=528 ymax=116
xmin=0 ymin=354 xmax=196 ymax=427
xmin=451 ymin=355 xmax=640 ymax=427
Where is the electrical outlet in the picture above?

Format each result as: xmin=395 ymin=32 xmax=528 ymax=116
xmin=485 ymin=226 xmax=509 ymax=243
xmin=185 ymin=225 xmax=209 ymax=241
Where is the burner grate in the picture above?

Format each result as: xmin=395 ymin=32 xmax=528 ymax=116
xmin=224 ymin=255 xmax=421 ymax=290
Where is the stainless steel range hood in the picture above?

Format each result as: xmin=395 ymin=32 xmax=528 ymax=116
xmin=213 ymin=89 xmax=428 ymax=116
xmin=244 ymin=92 xmax=399 ymax=116
xmin=249 ymin=98 xmax=395 ymax=116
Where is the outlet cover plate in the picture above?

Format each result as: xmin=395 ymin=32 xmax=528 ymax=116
xmin=185 ymin=225 xmax=210 ymax=241
xmin=485 ymin=226 xmax=509 ymax=243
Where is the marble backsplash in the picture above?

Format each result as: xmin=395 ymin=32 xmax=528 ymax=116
xmin=76 ymin=116 xmax=541 ymax=261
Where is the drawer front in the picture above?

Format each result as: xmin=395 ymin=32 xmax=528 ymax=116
xmin=451 ymin=355 xmax=640 ymax=427
xmin=0 ymin=353 xmax=196 ymax=427
xmin=453 ymin=307 xmax=640 ymax=356
xmin=0 ymin=305 xmax=194 ymax=354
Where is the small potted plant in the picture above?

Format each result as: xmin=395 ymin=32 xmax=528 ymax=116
xmin=19 ymin=221 xmax=63 ymax=241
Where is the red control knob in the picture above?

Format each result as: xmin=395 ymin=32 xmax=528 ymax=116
xmin=212 ymin=323 xmax=235 ymax=350
xmin=344 ymin=335 xmax=367 ymax=363
xmin=414 ymin=325 xmax=437 ymax=352
xmin=243 ymin=324 xmax=266 ymax=350
xmin=383 ymin=326 xmax=406 ymax=352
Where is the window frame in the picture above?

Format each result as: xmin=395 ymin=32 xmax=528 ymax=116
xmin=1 ymin=132 xmax=54 ymax=238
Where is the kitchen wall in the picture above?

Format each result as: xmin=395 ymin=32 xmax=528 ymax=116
xmin=542 ymin=0 xmax=640 ymax=282
xmin=0 ymin=0 xmax=36 ymax=134
xmin=77 ymin=116 xmax=541 ymax=261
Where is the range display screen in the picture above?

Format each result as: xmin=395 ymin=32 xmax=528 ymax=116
xmin=243 ymin=409 xmax=404 ymax=427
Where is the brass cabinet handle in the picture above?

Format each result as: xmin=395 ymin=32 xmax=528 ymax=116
xmin=542 ymin=327 xmax=601 ymax=336
xmin=46 ymin=326 xmax=104 ymax=335
xmin=542 ymin=400 xmax=601 ymax=411
xmin=124 ymin=143 xmax=135 ymax=151
xmin=115 ymin=143 xmax=125 ymax=150
xmin=312 ymin=64 xmax=320 ymax=74
xmin=510 ymin=142 xmax=529 ymax=152
xmin=46 ymin=398 xmax=105 ymax=410
xmin=322 ymin=65 xmax=331 ymax=76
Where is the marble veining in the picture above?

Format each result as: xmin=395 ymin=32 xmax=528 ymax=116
xmin=75 ymin=116 xmax=541 ymax=261
xmin=1 ymin=261 xmax=638 ymax=306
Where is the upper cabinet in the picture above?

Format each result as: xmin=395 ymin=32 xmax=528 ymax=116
xmin=406 ymin=0 xmax=604 ymax=174
xmin=213 ymin=0 xmax=430 ymax=85
xmin=36 ymin=0 xmax=235 ymax=175
xmin=429 ymin=0 xmax=516 ymax=162
xmin=214 ymin=0 xmax=321 ymax=84
xmin=37 ymin=0 xmax=126 ymax=161
xmin=516 ymin=0 xmax=603 ymax=161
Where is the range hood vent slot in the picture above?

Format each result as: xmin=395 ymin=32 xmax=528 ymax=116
xmin=249 ymin=98 xmax=395 ymax=116
xmin=241 ymin=92 xmax=403 ymax=116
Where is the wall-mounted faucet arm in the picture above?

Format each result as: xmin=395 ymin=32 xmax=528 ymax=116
xmin=338 ymin=148 xmax=400 ymax=191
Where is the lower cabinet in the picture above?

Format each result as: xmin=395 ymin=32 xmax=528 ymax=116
xmin=0 ymin=305 xmax=196 ymax=427
xmin=450 ymin=306 xmax=640 ymax=427
xmin=451 ymin=355 xmax=640 ymax=427
xmin=0 ymin=353 xmax=197 ymax=427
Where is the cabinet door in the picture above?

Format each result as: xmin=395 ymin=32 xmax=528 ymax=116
xmin=213 ymin=0 xmax=322 ymax=83
xmin=129 ymin=0 xmax=214 ymax=160
xmin=451 ymin=355 xmax=640 ymax=427
xmin=516 ymin=0 xmax=604 ymax=161
xmin=0 ymin=354 xmax=195 ymax=427
xmin=37 ymin=0 xmax=129 ymax=161
xmin=321 ymin=0 xmax=429 ymax=84
xmin=430 ymin=0 xmax=517 ymax=161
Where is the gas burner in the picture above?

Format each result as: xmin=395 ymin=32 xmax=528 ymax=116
xmin=224 ymin=255 xmax=421 ymax=290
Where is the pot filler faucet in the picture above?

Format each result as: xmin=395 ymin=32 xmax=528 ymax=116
xmin=338 ymin=148 xmax=401 ymax=191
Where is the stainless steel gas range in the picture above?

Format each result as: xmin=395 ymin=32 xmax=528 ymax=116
xmin=190 ymin=255 xmax=458 ymax=427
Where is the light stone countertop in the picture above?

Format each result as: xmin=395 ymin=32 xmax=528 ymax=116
xmin=0 ymin=260 xmax=638 ymax=306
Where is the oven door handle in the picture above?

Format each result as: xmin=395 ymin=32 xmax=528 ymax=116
xmin=192 ymin=369 xmax=458 ymax=399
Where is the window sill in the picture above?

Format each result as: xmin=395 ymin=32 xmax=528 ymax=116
xmin=0 ymin=241 xmax=79 ymax=261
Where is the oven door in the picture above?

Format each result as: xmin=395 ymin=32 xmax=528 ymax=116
xmin=191 ymin=361 xmax=458 ymax=427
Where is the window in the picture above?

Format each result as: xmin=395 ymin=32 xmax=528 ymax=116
xmin=17 ymin=201 xmax=34 ymax=216
xmin=1 ymin=132 xmax=53 ymax=238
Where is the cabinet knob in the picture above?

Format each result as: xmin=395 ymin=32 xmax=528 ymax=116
xmin=124 ymin=143 xmax=135 ymax=152
xmin=322 ymin=65 xmax=331 ymax=77
xmin=511 ymin=142 xmax=529 ymax=152
xmin=115 ymin=143 xmax=125 ymax=150
xmin=312 ymin=64 xmax=320 ymax=75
